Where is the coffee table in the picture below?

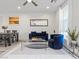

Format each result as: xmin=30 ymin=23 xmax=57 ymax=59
xmin=27 ymin=38 xmax=48 ymax=49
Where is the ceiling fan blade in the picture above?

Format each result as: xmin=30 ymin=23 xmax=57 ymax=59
xmin=51 ymin=0 xmax=54 ymax=2
xmin=51 ymin=0 xmax=56 ymax=3
xmin=32 ymin=1 xmax=38 ymax=6
xmin=23 ymin=0 xmax=28 ymax=6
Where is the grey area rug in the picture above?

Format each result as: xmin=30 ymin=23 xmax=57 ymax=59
xmin=26 ymin=44 xmax=48 ymax=49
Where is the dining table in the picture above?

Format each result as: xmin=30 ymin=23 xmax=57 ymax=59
xmin=0 ymin=32 xmax=19 ymax=47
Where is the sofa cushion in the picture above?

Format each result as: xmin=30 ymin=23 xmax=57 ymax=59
xmin=29 ymin=31 xmax=48 ymax=41
xmin=42 ymin=31 xmax=46 ymax=34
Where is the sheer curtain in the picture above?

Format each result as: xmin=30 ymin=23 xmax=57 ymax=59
xmin=59 ymin=4 xmax=69 ymax=39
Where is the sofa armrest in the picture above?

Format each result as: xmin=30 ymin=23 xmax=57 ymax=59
xmin=45 ymin=34 xmax=48 ymax=41
xmin=29 ymin=34 xmax=32 ymax=39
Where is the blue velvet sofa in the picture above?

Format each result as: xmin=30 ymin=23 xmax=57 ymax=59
xmin=48 ymin=34 xmax=64 ymax=49
xmin=29 ymin=31 xmax=48 ymax=41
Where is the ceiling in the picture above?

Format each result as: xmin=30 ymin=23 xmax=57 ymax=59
xmin=0 ymin=0 xmax=66 ymax=13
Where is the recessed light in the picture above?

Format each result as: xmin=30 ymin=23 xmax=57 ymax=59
xmin=18 ymin=6 xmax=21 ymax=9
xmin=27 ymin=0 xmax=32 ymax=3
xmin=46 ymin=6 xmax=49 ymax=9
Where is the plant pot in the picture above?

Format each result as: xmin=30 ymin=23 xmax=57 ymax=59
xmin=71 ymin=41 xmax=77 ymax=53
xmin=71 ymin=41 xmax=77 ymax=45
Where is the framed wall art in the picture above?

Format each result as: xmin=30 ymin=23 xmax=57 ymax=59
xmin=30 ymin=19 xmax=48 ymax=26
xmin=9 ymin=16 xmax=19 ymax=24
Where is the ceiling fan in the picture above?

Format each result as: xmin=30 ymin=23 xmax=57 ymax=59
xmin=23 ymin=0 xmax=56 ymax=7
xmin=51 ymin=0 xmax=57 ymax=3
xmin=23 ymin=0 xmax=38 ymax=6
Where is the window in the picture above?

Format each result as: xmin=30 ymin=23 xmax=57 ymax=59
xmin=59 ymin=4 xmax=69 ymax=38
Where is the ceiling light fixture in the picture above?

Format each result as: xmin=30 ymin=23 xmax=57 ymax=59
xmin=46 ymin=6 xmax=49 ymax=9
xmin=18 ymin=6 xmax=21 ymax=9
xmin=27 ymin=0 xmax=32 ymax=3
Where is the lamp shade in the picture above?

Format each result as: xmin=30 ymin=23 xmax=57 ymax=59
xmin=2 ymin=26 xmax=8 ymax=29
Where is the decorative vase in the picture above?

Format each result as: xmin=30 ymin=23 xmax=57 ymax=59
xmin=71 ymin=40 xmax=77 ymax=53
xmin=71 ymin=41 xmax=77 ymax=45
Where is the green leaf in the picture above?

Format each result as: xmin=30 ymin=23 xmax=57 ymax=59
xmin=67 ymin=27 xmax=79 ymax=41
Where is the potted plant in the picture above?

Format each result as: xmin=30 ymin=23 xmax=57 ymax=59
xmin=67 ymin=27 xmax=79 ymax=44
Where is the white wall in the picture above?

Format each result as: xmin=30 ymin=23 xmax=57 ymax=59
xmin=69 ymin=0 xmax=79 ymax=29
xmin=68 ymin=0 xmax=79 ymax=45
xmin=0 ymin=12 xmax=56 ymax=41
xmin=54 ymin=10 xmax=60 ymax=33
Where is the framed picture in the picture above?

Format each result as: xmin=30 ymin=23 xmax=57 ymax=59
xmin=9 ymin=16 xmax=19 ymax=24
xmin=30 ymin=19 xmax=48 ymax=26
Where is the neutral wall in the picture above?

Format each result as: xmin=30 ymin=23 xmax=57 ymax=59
xmin=0 ymin=12 xmax=56 ymax=41
xmin=68 ymin=0 xmax=79 ymax=45
xmin=54 ymin=10 xmax=60 ymax=33
xmin=70 ymin=0 xmax=79 ymax=29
